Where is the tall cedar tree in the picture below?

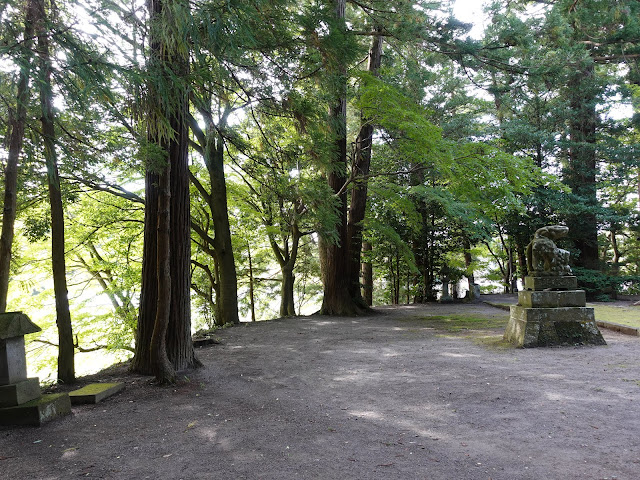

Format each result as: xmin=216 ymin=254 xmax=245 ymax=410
xmin=549 ymin=0 xmax=640 ymax=270
xmin=0 ymin=0 xmax=37 ymax=312
xmin=319 ymin=0 xmax=367 ymax=315
xmin=131 ymin=0 xmax=199 ymax=381
xmin=34 ymin=0 xmax=75 ymax=383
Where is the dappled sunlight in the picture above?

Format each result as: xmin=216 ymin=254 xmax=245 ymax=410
xmin=440 ymin=352 xmax=480 ymax=358
xmin=332 ymin=371 xmax=385 ymax=383
xmin=60 ymin=448 xmax=79 ymax=460
xmin=545 ymin=391 xmax=578 ymax=402
xmin=347 ymin=409 xmax=384 ymax=421
xmin=311 ymin=321 xmax=337 ymax=327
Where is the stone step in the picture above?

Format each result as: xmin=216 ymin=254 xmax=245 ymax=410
xmin=597 ymin=321 xmax=640 ymax=336
xmin=68 ymin=382 xmax=125 ymax=405
xmin=0 ymin=393 xmax=71 ymax=426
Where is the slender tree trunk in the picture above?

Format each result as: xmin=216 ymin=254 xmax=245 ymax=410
xmin=35 ymin=0 xmax=75 ymax=384
xmin=361 ymin=241 xmax=373 ymax=306
xmin=463 ymin=238 xmax=475 ymax=299
xmin=208 ymin=132 xmax=239 ymax=325
xmin=609 ymin=231 xmax=620 ymax=276
xmin=516 ymin=241 xmax=527 ymax=283
xmin=247 ymin=244 xmax=256 ymax=322
xmin=346 ymin=27 xmax=383 ymax=306
xmin=0 ymin=0 xmax=36 ymax=313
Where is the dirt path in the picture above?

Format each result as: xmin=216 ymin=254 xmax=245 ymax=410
xmin=2 ymin=303 xmax=640 ymax=479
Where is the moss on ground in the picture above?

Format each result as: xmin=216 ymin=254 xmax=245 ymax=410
xmin=591 ymin=304 xmax=640 ymax=328
xmin=413 ymin=314 xmax=508 ymax=332
xmin=471 ymin=335 xmax=514 ymax=350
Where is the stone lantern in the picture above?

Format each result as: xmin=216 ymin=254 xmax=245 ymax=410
xmin=0 ymin=312 xmax=71 ymax=426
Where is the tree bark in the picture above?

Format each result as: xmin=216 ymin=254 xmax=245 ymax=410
xmin=35 ymin=0 xmax=75 ymax=384
xmin=0 ymin=0 xmax=36 ymax=313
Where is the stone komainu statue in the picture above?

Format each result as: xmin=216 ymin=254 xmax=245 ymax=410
xmin=526 ymin=225 xmax=572 ymax=276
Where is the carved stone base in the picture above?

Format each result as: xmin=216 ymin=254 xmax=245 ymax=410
xmin=505 ymin=305 xmax=606 ymax=348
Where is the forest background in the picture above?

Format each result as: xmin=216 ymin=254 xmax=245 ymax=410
xmin=1 ymin=0 xmax=639 ymax=384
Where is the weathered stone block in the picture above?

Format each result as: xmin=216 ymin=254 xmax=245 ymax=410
xmin=518 ymin=290 xmax=586 ymax=308
xmin=0 ymin=337 xmax=28 ymax=385
xmin=0 ymin=393 xmax=71 ymax=426
xmin=524 ymin=276 xmax=578 ymax=291
xmin=505 ymin=305 xmax=606 ymax=347
xmin=0 ymin=377 xmax=41 ymax=407
xmin=69 ymin=382 xmax=125 ymax=405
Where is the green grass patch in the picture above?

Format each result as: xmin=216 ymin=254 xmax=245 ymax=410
xmin=590 ymin=304 xmax=640 ymax=329
xmin=413 ymin=314 xmax=508 ymax=332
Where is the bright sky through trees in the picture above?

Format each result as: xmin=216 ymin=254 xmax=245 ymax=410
xmin=452 ymin=0 xmax=488 ymax=38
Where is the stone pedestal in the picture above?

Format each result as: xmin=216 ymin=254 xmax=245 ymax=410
xmin=504 ymin=277 xmax=606 ymax=347
xmin=0 ymin=312 xmax=71 ymax=426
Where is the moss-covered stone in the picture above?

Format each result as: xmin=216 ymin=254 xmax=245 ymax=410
xmin=69 ymin=382 xmax=125 ymax=404
xmin=0 ymin=393 xmax=71 ymax=426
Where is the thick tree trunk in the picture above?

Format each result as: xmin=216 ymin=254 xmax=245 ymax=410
xmin=150 ymin=163 xmax=175 ymax=383
xmin=132 ymin=0 xmax=198 ymax=377
xmin=132 ymin=171 xmax=159 ymax=374
xmin=0 ymin=0 xmax=36 ymax=313
xmin=361 ymin=241 xmax=373 ymax=306
xmin=36 ymin=0 xmax=75 ymax=384
xmin=280 ymin=267 xmax=296 ymax=317
xmin=565 ymin=62 xmax=599 ymax=270
xmin=346 ymin=28 xmax=383 ymax=305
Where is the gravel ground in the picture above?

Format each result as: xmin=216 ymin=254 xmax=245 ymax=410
xmin=2 ymin=302 xmax=640 ymax=479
